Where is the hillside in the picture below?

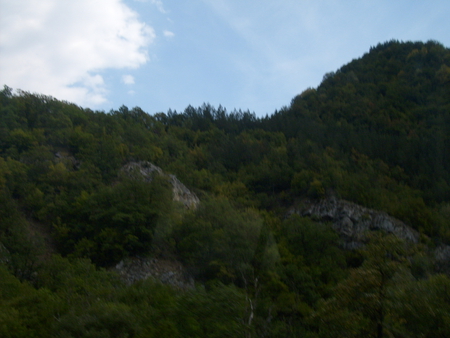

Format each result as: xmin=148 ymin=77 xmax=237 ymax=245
xmin=1 ymin=40 xmax=450 ymax=337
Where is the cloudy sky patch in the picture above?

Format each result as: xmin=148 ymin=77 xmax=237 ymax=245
xmin=0 ymin=0 xmax=154 ymax=106
xmin=122 ymin=75 xmax=136 ymax=85
xmin=1 ymin=0 xmax=449 ymax=115
xmin=163 ymin=30 xmax=175 ymax=38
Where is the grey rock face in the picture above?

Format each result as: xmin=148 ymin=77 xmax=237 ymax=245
xmin=121 ymin=161 xmax=163 ymax=180
xmin=288 ymin=196 xmax=420 ymax=249
xmin=168 ymin=174 xmax=200 ymax=209
xmin=115 ymin=257 xmax=194 ymax=288
xmin=434 ymin=245 xmax=450 ymax=275
xmin=122 ymin=161 xmax=200 ymax=209
xmin=0 ymin=241 xmax=10 ymax=265
xmin=115 ymin=162 xmax=200 ymax=285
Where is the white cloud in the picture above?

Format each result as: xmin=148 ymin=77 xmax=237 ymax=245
xmin=122 ymin=74 xmax=135 ymax=85
xmin=0 ymin=0 xmax=155 ymax=106
xmin=134 ymin=0 xmax=166 ymax=14
xmin=163 ymin=30 xmax=175 ymax=38
xmin=151 ymin=0 xmax=167 ymax=14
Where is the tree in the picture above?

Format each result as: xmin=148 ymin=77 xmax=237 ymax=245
xmin=312 ymin=233 xmax=411 ymax=338
xmin=393 ymin=274 xmax=450 ymax=337
xmin=174 ymin=197 xmax=263 ymax=283
xmin=54 ymin=176 xmax=173 ymax=266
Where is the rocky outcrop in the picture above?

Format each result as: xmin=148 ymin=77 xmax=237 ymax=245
xmin=0 ymin=241 xmax=10 ymax=265
xmin=122 ymin=161 xmax=163 ymax=178
xmin=168 ymin=174 xmax=200 ymax=209
xmin=288 ymin=196 xmax=420 ymax=249
xmin=114 ymin=257 xmax=194 ymax=288
xmin=434 ymin=245 xmax=450 ymax=275
xmin=122 ymin=161 xmax=200 ymax=209
xmin=55 ymin=151 xmax=80 ymax=169
xmin=116 ymin=162 xmax=200 ymax=285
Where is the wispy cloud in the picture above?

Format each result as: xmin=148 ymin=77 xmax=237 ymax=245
xmin=151 ymin=0 xmax=167 ymax=14
xmin=134 ymin=0 xmax=167 ymax=14
xmin=163 ymin=30 xmax=175 ymax=38
xmin=0 ymin=0 xmax=155 ymax=106
xmin=122 ymin=75 xmax=135 ymax=85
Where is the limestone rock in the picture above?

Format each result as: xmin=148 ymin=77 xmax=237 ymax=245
xmin=288 ymin=196 xmax=420 ymax=249
xmin=168 ymin=174 xmax=200 ymax=209
xmin=0 ymin=241 xmax=10 ymax=265
xmin=121 ymin=161 xmax=200 ymax=209
xmin=121 ymin=161 xmax=163 ymax=181
xmin=434 ymin=245 xmax=450 ymax=275
xmin=114 ymin=257 xmax=194 ymax=288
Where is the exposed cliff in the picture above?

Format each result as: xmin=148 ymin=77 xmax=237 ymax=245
xmin=434 ymin=245 xmax=450 ymax=275
xmin=116 ymin=161 xmax=199 ymax=284
xmin=288 ymin=196 xmax=420 ymax=249
xmin=121 ymin=161 xmax=200 ymax=209
xmin=114 ymin=257 xmax=194 ymax=288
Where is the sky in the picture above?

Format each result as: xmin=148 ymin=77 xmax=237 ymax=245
xmin=1 ymin=0 xmax=449 ymax=117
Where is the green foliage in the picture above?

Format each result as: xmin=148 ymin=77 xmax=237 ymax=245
xmin=311 ymin=234 xmax=414 ymax=338
xmin=54 ymin=301 xmax=138 ymax=338
xmin=0 ymin=188 xmax=45 ymax=280
xmin=0 ymin=266 xmax=57 ymax=338
xmin=176 ymin=283 xmax=248 ymax=337
xmin=55 ymin=176 xmax=174 ymax=266
xmin=174 ymin=197 xmax=264 ymax=283
xmin=276 ymin=215 xmax=346 ymax=303
xmin=394 ymin=274 xmax=450 ymax=337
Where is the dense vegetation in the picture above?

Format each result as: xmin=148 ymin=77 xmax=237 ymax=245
xmin=1 ymin=40 xmax=449 ymax=337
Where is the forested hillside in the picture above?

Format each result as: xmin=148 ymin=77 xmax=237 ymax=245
xmin=1 ymin=40 xmax=450 ymax=337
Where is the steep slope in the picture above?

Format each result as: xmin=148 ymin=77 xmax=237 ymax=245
xmin=266 ymin=40 xmax=450 ymax=203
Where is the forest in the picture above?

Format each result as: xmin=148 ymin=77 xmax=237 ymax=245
xmin=1 ymin=40 xmax=450 ymax=337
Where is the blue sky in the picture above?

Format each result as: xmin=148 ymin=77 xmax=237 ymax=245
xmin=1 ymin=0 xmax=449 ymax=117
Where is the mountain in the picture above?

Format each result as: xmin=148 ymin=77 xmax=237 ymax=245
xmin=267 ymin=40 xmax=450 ymax=202
xmin=1 ymin=40 xmax=449 ymax=337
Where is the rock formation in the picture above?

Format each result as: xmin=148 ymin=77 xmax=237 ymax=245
xmin=434 ymin=245 xmax=450 ymax=275
xmin=116 ymin=161 xmax=199 ymax=284
xmin=288 ymin=196 xmax=420 ymax=249
xmin=121 ymin=161 xmax=200 ymax=209
xmin=114 ymin=257 xmax=194 ymax=288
